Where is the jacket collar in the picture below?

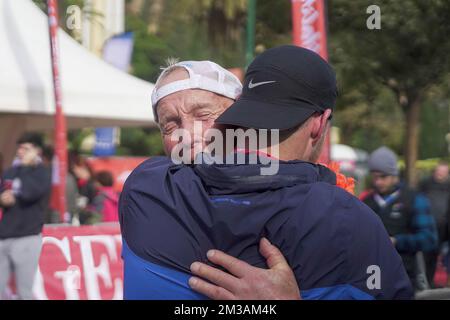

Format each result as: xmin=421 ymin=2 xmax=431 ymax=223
xmin=192 ymin=152 xmax=336 ymax=195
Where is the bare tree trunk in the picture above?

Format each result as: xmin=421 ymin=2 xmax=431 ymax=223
xmin=147 ymin=0 xmax=164 ymax=34
xmin=404 ymin=94 xmax=422 ymax=188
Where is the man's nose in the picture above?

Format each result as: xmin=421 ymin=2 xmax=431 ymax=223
xmin=182 ymin=119 xmax=204 ymax=140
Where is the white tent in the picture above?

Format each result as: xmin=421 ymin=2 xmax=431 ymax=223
xmin=0 ymin=0 xmax=156 ymax=163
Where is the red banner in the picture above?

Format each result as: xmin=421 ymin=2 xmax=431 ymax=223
xmin=86 ymin=157 xmax=147 ymax=192
xmin=33 ymin=224 xmax=123 ymax=300
xmin=291 ymin=0 xmax=330 ymax=164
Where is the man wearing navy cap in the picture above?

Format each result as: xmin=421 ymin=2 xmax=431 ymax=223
xmin=119 ymin=46 xmax=413 ymax=299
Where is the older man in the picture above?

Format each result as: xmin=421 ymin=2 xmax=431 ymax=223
xmin=120 ymin=59 xmax=299 ymax=299
xmin=119 ymin=46 xmax=413 ymax=299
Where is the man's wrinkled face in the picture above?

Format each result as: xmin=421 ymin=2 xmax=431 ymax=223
xmin=157 ymin=89 xmax=233 ymax=158
xmin=155 ymin=68 xmax=234 ymax=158
xmin=371 ymin=171 xmax=398 ymax=194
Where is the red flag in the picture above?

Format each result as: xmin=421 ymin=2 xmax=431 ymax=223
xmin=291 ymin=0 xmax=331 ymax=163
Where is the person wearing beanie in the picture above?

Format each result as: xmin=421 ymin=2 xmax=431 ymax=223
xmin=367 ymin=146 xmax=399 ymax=177
xmin=361 ymin=146 xmax=438 ymax=291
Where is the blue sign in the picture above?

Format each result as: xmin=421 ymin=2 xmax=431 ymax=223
xmin=93 ymin=127 xmax=117 ymax=156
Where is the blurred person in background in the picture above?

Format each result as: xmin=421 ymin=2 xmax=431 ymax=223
xmin=0 ymin=152 xmax=3 ymax=221
xmin=87 ymin=170 xmax=119 ymax=223
xmin=42 ymin=146 xmax=79 ymax=224
xmin=41 ymin=145 xmax=57 ymax=224
xmin=0 ymin=152 xmax=3 ymax=178
xmin=69 ymin=151 xmax=96 ymax=209
xmin=420 ymin=162 xmax=450 ymax=287
xmin=0 ymin=133 xmax=52 ymax=299
xmin=360 ymin=146 xmax=438 ymax=291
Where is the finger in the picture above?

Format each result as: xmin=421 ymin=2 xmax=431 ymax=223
xmin=259 ymin=237 xmax=289 ymax=269
xmin=206 ymin=250 xmax=251 ymax=278
xmin=188 ymin=276 xmax=235 ymax=300
xmin=190 ymin=262 xmax=240 ymax=291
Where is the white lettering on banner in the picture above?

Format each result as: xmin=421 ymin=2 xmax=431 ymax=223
xmin=33 ymin=236 xmax=72 ymax=300
xmin=111 ymin=235 xmax=124 ymax=300
xmin=33 ymin=234 xmax=123 ymax=300
xmin=33 ymin=268 xmax=48 ymax=300
xmin=301 ymin=0 xmax=322 ymax=54
xmin=73 ymin=235 xmax=123 ymax=300
xmin=54 ymin=265 xmax=81 ymax=300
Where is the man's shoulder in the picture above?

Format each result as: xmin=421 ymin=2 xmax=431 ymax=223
xmin=340 ymin=187 xmax=384 ymax=224
xmin=293 ymin=182 xmax=382 ymax=240
xmin=133 ymin=156 xmax=176 ymax=173
xmin=121 ymin=156 xmax=202 ymax=203
xmin=124 ymin=156 xmax=181 ymax=186
xmin=313 ymin=182 xmax=373 ymax=216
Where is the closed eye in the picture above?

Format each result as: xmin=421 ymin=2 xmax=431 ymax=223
xmin=161 ymin=121 xmax=179 ymax=134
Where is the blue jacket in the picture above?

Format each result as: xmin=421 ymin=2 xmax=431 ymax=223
xmin=119 ymin=156 xmax=413 ymax=300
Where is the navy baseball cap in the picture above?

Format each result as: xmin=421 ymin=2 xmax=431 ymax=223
xmin=215 ymin=45 xmax=338 ymax=130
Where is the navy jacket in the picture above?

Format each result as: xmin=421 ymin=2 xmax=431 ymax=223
xmin=0 ymin=164 xmax=51 ymax=239
xmin=119 ymin=156 xmax=413 ymax=300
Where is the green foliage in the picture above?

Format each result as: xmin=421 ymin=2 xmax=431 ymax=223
xmin=419 ymin=97 xmax=450 ymax=159
xmin=68 ymin=128 xmax=93 ymax=152
xmin=126 ymin=14 xmax=172 ymax=82
xmin=117 ymin=127 xmax=164 ymax=156
xmin=126 ymin=0 xmax=248 ymax=82
xmin=328 ymin=0 xmax=450 ymax=96
xmin=254 ymin=0 xmax=292 ymax=50
xmin=334 ymin=87 xmax=405 ymax=154
xmin=327 ymin=0 xmax=450 ymax=161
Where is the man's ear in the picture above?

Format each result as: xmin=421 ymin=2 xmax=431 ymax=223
xmin=310 ymin=109 xmax=332 ymax=141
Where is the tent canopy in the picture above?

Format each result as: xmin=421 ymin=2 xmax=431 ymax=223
xmin=0 ymin=0 xmax=155 ymax=127
xmin=0 ymin=0 xmax=157 ymax=163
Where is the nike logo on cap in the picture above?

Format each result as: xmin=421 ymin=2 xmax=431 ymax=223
xmin=248 ymin=79 xmax=276 ymax=89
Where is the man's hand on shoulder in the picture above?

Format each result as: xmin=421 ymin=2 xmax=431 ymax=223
xmin=188 ymin=237 xmax=301 ymax=300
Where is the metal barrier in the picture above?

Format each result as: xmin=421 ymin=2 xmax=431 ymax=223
xmin=415 ymin=288 xmax=450 ymax=300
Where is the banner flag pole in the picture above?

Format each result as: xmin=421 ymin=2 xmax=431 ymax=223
xmin=291 ymin=0 xmax=331 ymax=163
xmin=47 ymin=0 xmax=68 ymax=222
